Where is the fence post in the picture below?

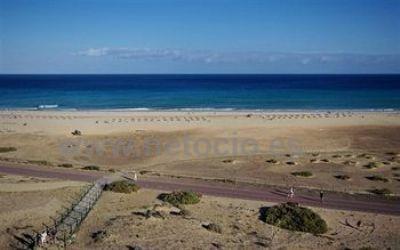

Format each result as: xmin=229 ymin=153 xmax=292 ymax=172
xmin=63 ymin=231 xmax=67 ymax=250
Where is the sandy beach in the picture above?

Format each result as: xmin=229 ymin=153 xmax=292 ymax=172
xmin=1 ymin=110 xmax=400 ymax=249
xmin=1 ymin=110 xmax=400 ymax=193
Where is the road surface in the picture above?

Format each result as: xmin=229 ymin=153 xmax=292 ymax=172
xmin=1 ymin=164 xmax=399 ymax=216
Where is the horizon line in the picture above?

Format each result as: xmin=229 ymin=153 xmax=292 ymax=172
xmin=1 ymin=73 xmax=400 ymax=76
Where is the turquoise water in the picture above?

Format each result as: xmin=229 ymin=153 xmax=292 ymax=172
xmin=0 ymin=74 xmax=399 ymax=110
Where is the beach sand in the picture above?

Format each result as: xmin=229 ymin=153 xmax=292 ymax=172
xmin=1 ymin=110 xmax=400 ymax=249
xmin=1 ymin=110 xmax=400 ymax=194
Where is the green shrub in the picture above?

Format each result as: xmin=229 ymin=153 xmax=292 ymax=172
xmin=82 ymin=165 xmax=100 ymax=171
xmin=158 ymin=191 xmax=202 ymax=206
xmin=365 ymin=175 xmax=388 ymax=182
xmin=260 ymin=202 xmax=328 ymax=234
xmin=364 ymin=162 xmax=383 ymax=169
xmin=0 ymin=147 xmax=17 ymax=153
xmin=104 ymin=180 xmax=140 ymax=193
xmin=369 ymin=188 xmax=392 ymax=195
xmin=292 ymin=171 xmax=313 ymax=177
xmin=58 ymin=163 xmax=73 ymax=168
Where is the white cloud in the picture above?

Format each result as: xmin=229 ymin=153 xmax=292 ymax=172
xmin=75 ymin=48 xmax=400 ymax=66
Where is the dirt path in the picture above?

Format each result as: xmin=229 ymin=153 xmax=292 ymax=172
xmin=1 ymin=164 xmax=399 ymax=216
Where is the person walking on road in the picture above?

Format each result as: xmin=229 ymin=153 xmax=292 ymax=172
xmin=288 ymin=186 xmax=295 ymax=200
xmin=320 ymin=190 xmax=324 ymax=203
xmin=133 ymin=171 xmax=137 ymax=182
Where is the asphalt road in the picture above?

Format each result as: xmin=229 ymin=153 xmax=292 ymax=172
xmin=1 ymin=164 xmax=399 ymax=216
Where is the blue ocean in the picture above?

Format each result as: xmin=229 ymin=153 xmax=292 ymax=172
xmin=0 ymin=74 xmax=399 ymax=111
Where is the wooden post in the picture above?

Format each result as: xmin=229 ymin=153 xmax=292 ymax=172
xmin=63 ymin=231 xmax=67 ymax=250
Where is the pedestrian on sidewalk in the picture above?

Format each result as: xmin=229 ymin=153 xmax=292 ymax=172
xmin=288 ymin=186 xmax=295 ymax=200
xmin=320 ymin=189 xmax=324 ymax=203
xmin=133 ymin=171 xmax=137 ymax=182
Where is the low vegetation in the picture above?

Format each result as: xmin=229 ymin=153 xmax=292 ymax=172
xmin=82 ymin=165 xmax=100 ymax=171
xmin=364 ymin=162 xmax=383 ymax=169
xmin=260 ymin=202 xmax=328 ymax=234
xmin=91 ymin=230 xmax=107 ymax=242
xmin=365 ymin=175 xmax=389 ymax=183
xmin=0 ymin=147 xmax=17 ymax=153
xmin=58 ymin=163 xmax=73 ymax=168
xmin=334 ymin=174 xmax=351 ymax=180
xmin=369 ymin=188 xmax=392 ymax=196
xmin=158 ymin=191 xmax=202 ymax=206
xmin=358 ymin=153 xmax=375 ymax=159
xmin=71 ymin=129 xmax=82 ymax=136
xmin=203 ymin=223 xmax=222 ymax=234
xmin=27 ymin=160 xmax=51 ymax=166
xmin=291 ymin=171 xmax=313 ymax=177
xmin=266 ymin=159 xmax=279 ymax=164
xmin=104 ymin=180 xmax=140 ymax=193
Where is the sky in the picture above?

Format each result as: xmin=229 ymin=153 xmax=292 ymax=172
xmin=0 ymin=0 xmax=399 ymax=74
